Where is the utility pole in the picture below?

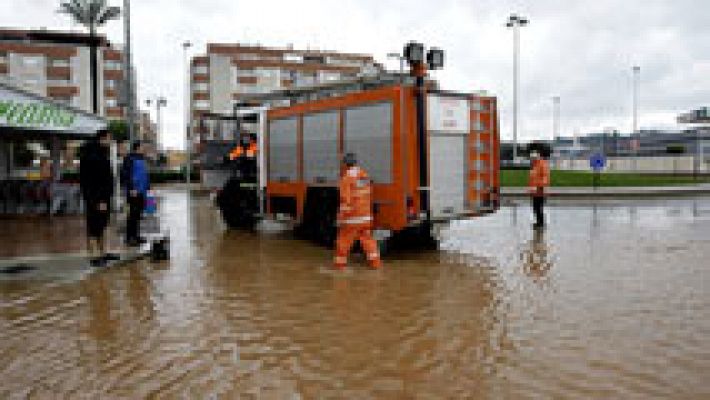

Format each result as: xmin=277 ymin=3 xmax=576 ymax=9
xmin=146 ymin=96 xmax=167 ymax=148
xmin=182 ymin=41 xmax=193 ymax=184
xmin=123 ymin=0 xmax=135 ymax=142
xmin=506 ymin=14 xmax=529 ymax=162
xmin=632 ymin=65 xmax=640 ymax=171
xmin=552 ymin=96 xmax=560 ymax=166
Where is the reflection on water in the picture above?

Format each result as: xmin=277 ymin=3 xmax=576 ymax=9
xmin=520 ymin=228 xmax=554 ymax=283
xmin=0 ymin=191 xmax=709 ymax=398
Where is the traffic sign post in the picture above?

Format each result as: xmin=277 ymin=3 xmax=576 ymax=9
xmin=589 ymin=153 xmax=606 ymax=189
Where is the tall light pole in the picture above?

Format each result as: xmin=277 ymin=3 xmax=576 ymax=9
xmin=552 ymin=96 xmax=560 ymax=165
xmin=146 ymin=96 xmax=167 ymax=149
xmin=632 ymin=65 xmax=640 ymax=170
xmin=387 ymin=52 xmax=405 ymax=83
xmin=122 ymin=0 xmax=135 ymax=142
xmin=506 ymin=13 xmax=528 ymax=161
xmin=182 ymin=41 xmax=193 ymax=184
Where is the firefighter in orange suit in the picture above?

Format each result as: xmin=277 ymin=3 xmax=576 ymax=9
xmin=334 ymin=153 xmax=382 ymax=270
xmin=528 ymin=151 xmax=550 ymax=228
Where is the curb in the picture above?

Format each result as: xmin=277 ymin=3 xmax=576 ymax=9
xmin=500 ymin=187 xmax=710 ymax=198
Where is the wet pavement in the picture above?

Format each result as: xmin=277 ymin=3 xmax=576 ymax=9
xmin=1 ymin=189 xmax=708 ymax=398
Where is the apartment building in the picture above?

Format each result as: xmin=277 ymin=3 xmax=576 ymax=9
xmin=190 ymin=43 xmax=383 ymax=142
xmin=0 ymin=28 xmax=127 ymax=119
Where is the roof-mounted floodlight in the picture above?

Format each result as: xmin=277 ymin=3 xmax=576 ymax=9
xmin=403 ymin=41 xmax=425 ymax=65
xmin=427 ymin=48 xmax=444 ymax=70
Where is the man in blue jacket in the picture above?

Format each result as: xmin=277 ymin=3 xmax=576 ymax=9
xmin=122 ymin=141 xmax=150 ymax=247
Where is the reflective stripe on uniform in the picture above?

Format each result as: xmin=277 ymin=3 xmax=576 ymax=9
xmin=339 ymin=216 xmax=372 ymax=224
xmin=367 ymin=252 xmax=379 ymax=260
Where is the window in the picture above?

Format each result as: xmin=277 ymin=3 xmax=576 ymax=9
xmin=237 ymin=85 xmax=263 ymax=94
xmin=104 ymin=60 xmax=122 ymax=70
xmin=318 ymin=71 xmax=340 ymax=82
xmin=48 ymin=79 xmax=71 ymax=86
xmin=193 ymin=65 xmax=209 ymax=75
xmin=303 ymin=111 xmax=339 ymax=183
xmin=344 ymin=102 xmax=393 ymax=183
xmin=194 ymin=100 xmax=210 ymax=110
xmin=105 ymin=79 xmax=116 ymax=89
xmin=237 ymin=53 xmax=260 ymax=61
xmin=105 ymin=98 xmax=118 ymax=107
xmin=255 ymin=68 xmax=278 ymax=78
xmin=50 ymin=58 xmax=70 ymax=68
xmin=22 ymin=78 xmax=40 ymax=86
xmin=236 ymin=68 xmax=257 ymax=78
xmin=23 ymin=55 xmax=43 ymax=67
xmin=268 ymin=117 xmax=299 ymax=182
xmin=193 ymin=82 xmax=209 ymax=92
xmin=284 ymin=53 xmax=303 ymax=63
xmin=0 ymin=51 xmax=7 ymax=63
xmin=52 ymin=96 xmax=72 ymax=106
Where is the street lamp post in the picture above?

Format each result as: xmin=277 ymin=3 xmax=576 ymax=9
xmin=506 ymin=13 xmax=529 ymax=162
xmin=552 ymin=95 xmax=560 ymax=166
xmin=386 ymin=52 xmax=405 ymax=83
xmin=146 ymin=96 xmax=167 ymax=149
xmin=632 ymin=65 xmax=640 ymax=171
xmin=123 ymin=0 xmax=134 ymax=142
xmin=182 ymin=41 xmax=193 ymax=184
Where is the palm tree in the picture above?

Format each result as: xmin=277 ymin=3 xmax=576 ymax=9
xmin=59 ymin=0 xmax=121 ymax=114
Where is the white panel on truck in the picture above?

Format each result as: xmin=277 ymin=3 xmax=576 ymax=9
xmin=268 ymin=117 xmax=298 ymax=182
xmin=427 ymin=94 xmax=470 ymax=220
xmin=427 ymin=94 xmax=470 ymax=133
xmin=429 ymin=133 xmax=467 ymax=219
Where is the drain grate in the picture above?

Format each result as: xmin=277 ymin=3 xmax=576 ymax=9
xmin=0 ymin=264 xmax=37 ymax=274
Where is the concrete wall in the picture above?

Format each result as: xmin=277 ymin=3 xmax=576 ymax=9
xmin=74 ymin=46 xmax=93 ymax=112
xmin=209 ymin=54 xmax=232 ymax=114
xmin=554 ymin=156 xmax=710 ymax=173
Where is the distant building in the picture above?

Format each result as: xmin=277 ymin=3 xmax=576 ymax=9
xmin=549 ymin=128 xmax=710 ymax=159
xmin=137 ymin=111 xmax=156 ymax=144
xmin=189 ymin=43 xmax=383 ymax=144
xmin=0 ymin=28 xmax=134 ymax=119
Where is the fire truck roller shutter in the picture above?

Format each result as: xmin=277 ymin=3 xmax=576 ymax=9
xmin=268 ymin=117 xmax=299 ymax=183
xmin=303 ymin=111 xmax=340 ymax=184
xmin=427 ymin=94 xmax=471 ymax=220
xmin=343 ymin=102 xmax=393 ymax=184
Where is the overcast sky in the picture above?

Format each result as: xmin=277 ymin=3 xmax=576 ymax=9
xmin=4 ymin=0 xmax=709 ymax=149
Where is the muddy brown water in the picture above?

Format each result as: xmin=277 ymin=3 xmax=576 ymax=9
xmin=1 ymin=191 xmax=708 ymax=398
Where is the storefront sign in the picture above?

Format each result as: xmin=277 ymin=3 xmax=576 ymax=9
xmin=0 ymin=83 xmax=105 ymax=135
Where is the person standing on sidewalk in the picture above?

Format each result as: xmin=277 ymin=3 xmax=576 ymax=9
xmin=79 ymin=129 xmax=116 ymax=267
xmin=528 ymin=151 xmax=550 ymax=228
xmin=121 ymin=141 xmax=150 ymax=247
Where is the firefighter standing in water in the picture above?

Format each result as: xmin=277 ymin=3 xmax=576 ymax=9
xmin=334 ymin=153 xmax=382 ymax=270
xmin=528 ymin=150 xmax=551 ymax=228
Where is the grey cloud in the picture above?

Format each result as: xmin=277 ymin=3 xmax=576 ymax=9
xmin=2 ymin=0 xmax=707 ymax=148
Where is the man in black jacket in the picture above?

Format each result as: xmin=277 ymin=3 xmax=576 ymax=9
xmin=79 ymin=129 xmax=116 ymax=267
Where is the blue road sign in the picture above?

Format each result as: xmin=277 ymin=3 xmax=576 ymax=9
xmin=589 ymin=153 xmax=606 ymax=171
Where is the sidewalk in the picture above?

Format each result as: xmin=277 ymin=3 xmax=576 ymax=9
xmin=500 ymin=183 xmax=710 ymax=198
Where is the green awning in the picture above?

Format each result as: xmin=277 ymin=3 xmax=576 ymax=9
xmin=0 ymin=82 xmax=107 ymax=138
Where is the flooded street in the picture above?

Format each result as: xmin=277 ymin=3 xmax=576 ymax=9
xmin=1 ymin=190 xmax=709 ymax=398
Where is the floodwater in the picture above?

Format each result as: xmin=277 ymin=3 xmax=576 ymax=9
xmin=1 ymin=191 xmax=708 ymax=399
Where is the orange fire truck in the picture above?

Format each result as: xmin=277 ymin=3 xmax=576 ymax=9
xmin=213 ymin=49 xmax=500 ymax=247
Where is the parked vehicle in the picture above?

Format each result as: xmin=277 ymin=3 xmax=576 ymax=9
xmin=213 ymin=75 xmax=500 ymax=247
